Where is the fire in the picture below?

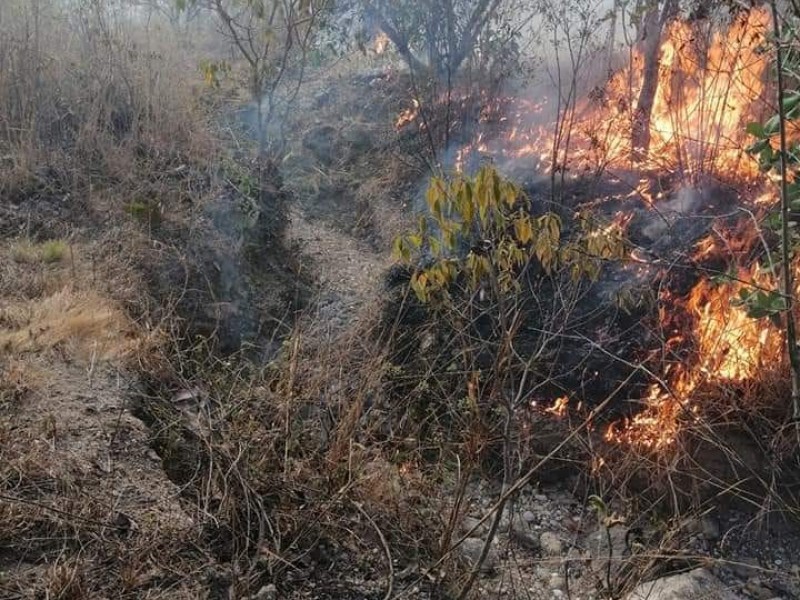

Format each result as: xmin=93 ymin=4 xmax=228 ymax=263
xmin=390 ymin=8 xmax=788 ymax=450
xmin=373 ymin=31 xmax=390 ymax=55
xmin=545 ymin=395 xmax=569 ymax=417
xmin=395 ymin=98 xmax=420 ymax=130
xmin=594 ymin=9 xmax=770 ymax=178
xmin=449 ymin=8 xmax=770 ymax=180
xmin=607 ymin=260 xmax=784 ymax=450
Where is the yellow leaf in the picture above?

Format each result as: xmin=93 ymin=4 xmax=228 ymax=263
xmin=514 ymin=215 xmax=533 ymax=244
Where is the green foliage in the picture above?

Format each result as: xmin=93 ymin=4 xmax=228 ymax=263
xmin=734 ymin=287 xmax=787 ymax=324
xmin=12 ymin=240 xmax=68 ymax=264
xmin=41 ymin=240 xmax=67 ymax=264
xmin=744 ymin=24 xmax=800 ymax=322
xmin=393 ymin=166 xmax=626 ymax=303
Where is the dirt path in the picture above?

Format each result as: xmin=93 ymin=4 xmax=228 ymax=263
xmin=287 ymin=206 xmax=391 ymax=330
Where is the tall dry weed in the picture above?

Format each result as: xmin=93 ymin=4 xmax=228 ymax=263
xmin=0 ymin=0 xmax=214 ymax=199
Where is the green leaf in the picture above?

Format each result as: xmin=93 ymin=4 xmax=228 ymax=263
xmin=746 ymin=122 xmax=766 ymax=138
xmin=764 ymin=115 xmax=781 ymax=136
xmin=746 ymin=139 xmax=770 ymax=155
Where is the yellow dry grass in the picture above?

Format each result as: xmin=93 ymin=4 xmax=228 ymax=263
xmin=0 ymin=287 xmax=139 ymax=362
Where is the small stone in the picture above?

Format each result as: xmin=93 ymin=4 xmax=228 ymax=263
xmin=731 ymin=558 xmax=760 ymax=578
xmin=534 ymin=493 xmax=548 ymax=502
xmin=253 ymin=584 xmax=277 ymax=600
xmin=458 ymin=538 xmax=498 ymax=574
xmin=701 ymin=516 xmax=721 ymax=542
xmin=509 ymin=520 xmax=540 ymax=552
xmin=549 ymin=572 xmax=564 ymax=590
xmin=745 ymin=578 xmax=774 ymax=600
xmin=522 ymin=510 xmax=536 ymax=523
xmin=461 ymin=516 xmax=486 ymax=536
xmin=540 ymin=532 xmax=564 ymax=557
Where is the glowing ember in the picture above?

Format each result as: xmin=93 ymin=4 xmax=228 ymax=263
xmin=545 ymin=396 xmax=570 ymax=417
xmin=395 ymin=99 xmax=420 ymax=130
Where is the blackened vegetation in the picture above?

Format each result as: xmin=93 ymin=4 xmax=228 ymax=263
xmin=141 ymin=159 xmax=309 ymax=357
xmin=379 ymin=172 xmax=758 ymax=464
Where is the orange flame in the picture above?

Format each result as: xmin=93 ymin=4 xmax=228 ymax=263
xmin=606 ymin=259 xmax=784 ymax=450
xmin=545 ymin=396 xmax=570 ymax=417
xmin=455 ymin=9 xmax=771 ymax=180
xmin=395 ymin=99 xmax=420 ymax=130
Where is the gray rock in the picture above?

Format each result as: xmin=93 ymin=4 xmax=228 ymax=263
xmin=588 ymin=525 xmax=628 ymax=577
xmin=458 ymin=537 xmax=499 ymax=573
xmin=509 ymin=519 xmax=541 ymax=551
xmin=730 ymin=558 xmax=760 ymax=578
xmin=549 ymin=572 xmax=564 ymax=590
xmin=744 ymin=578 xmax=774 ymax=600
xmin=626 ymin=568 xmax=744 ymax=600
xmin=540 ymin=531 xmax=564 ymax=557
xmin=522 ymin=510 xmax=536 ymax=523
xmin=253 ymin=584 xmax=277 ymax=600
xmin=701 ymin=516 xmax=721 ymax=542
xmin=460 ymin=516 xmax=487 ymax=537
xmin=686 ymin=516 xmax=721 ymax=542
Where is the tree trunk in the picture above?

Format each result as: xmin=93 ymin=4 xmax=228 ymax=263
xmin=631 ymin=0 xmax=677 ymax=162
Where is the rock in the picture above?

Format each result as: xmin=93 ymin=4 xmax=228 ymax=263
xmin=522 ymin=510 xmax=536 ymax=523
xmin=252 ymin=584 xmax=277 ymax=600
xmin=302 ymin=125 xmax=337 ymax=164
xmin=730 ymin=558 xmax=760 ymax=578
xmin=509 ymin=519 xmax=541 ymax=552
xmin=549 ymin=572 xmax=564 ymax=590
xmin=588 ymin=525 xmax=628 ymax=578
xmin=701 ymin=516 xmax=721 ymax=542
xmin=458 ymin=537 xmax=499 ymax=573
xmin=744 ymin=578 xmax=774 ymax=600
xmin=340 ymin=124 xmax=373 ymax=155
xmin=686 ymin=516 xmax=721 ymax=542
xmin=540 ymin=532 xmax=564 ymax=557
xmin=460 ymin=516 xmax=487 ymax=537
xmin=626 ymin=568 xmax=744 ymax=600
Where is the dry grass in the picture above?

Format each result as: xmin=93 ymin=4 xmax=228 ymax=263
xmin=0 ymin=287 xmax=139 ymax=362
xmin=0 ymin=0 xmax=216 ymax=210
xmin=10 ymin=239 xmax=67 ymax=265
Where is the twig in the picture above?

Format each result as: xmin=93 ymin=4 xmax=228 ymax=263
xmin=353 ymin=501 xmax=394 ymax=600
xmin=392 ymin=371 xmax=637 ymax=599
xmin=0 ymin=493 xmax=128 ymax=531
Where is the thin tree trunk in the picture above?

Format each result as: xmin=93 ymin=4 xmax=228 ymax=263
xmin=770 ymin=0 xmax=800 ymax=421
xmin=631 ymin=0 xmax=677 ymax=162
xmin=606 ymin=0 xmax=620 ymax=77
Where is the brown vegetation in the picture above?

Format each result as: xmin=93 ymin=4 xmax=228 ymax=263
xmin=2 ymin=1 xmax=800 ymax=599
